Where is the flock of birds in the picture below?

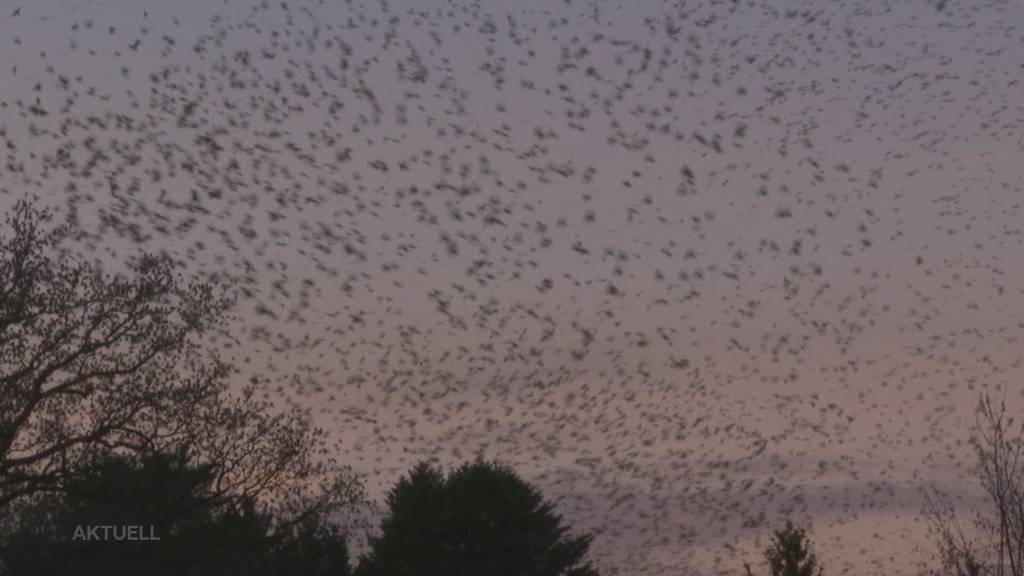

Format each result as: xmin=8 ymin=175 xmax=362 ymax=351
xmin=2 ymin=0 xmax=1023 ymax=574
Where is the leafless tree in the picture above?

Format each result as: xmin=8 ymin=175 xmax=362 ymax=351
xmin=923 ymin=391 xmax=1024 ymax=576
xmin=0 ymin=198 xmax=363 ymax=535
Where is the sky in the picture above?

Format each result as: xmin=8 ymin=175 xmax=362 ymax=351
xmin=2 ymin=0 xmax=1024 ymax=574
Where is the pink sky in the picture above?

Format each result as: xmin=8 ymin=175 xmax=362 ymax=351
xmin=2 ymin=0 xmax=1024 ymax=574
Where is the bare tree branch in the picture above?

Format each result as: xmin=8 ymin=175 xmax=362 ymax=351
xmin=1 ymin=198 xmax=363 ymax=543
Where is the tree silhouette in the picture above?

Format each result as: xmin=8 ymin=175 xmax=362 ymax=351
xmin=923 ymin=392 xmax=1024 ymax=576
xmin=0 ymin=198 xmax=230 ymax=508
xmin=745 ymin=520 xmax=823 ymax=576
xmin=0 ymin=448 xmax=352 ymax=575
xmin=0 ymin=198 xmax=365 ymax=573
xmin=356 ymin=459 xmax=599 ymax=576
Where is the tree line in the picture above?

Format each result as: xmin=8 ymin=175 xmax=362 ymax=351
xmin=0 ymin=198 xmax=1018 ymax=574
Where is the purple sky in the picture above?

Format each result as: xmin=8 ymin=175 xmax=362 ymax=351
xmin=2 ymin=0 xmax=1024 ymax=574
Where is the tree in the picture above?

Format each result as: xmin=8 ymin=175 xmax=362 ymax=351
xmin=923 ymin=392 xmax=1024 ymax=576
xmin=0 ymin=198 xmax=365 ymax=571
xmin=0 ymin=197 xmax=230 ymax=508
xmin=0 ymin=449 xmax=352 ymax=575
xmin=356 ymin=459 xmax=599 ymax=576
xmin=745 ymin=520 xmax=823 ymax=576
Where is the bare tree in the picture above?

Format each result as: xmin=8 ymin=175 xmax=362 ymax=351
xmin=924 ymin=391 xmax=1024 ymax=576
xmin=0 ymin=198 xmax=363 ymax=535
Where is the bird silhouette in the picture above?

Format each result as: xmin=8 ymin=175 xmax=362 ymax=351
xmin=0 ymin=1 xmax=1022 ymax=575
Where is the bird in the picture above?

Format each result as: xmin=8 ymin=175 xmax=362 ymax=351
xmin=0 ymin=0 xmax=1021 ymax=574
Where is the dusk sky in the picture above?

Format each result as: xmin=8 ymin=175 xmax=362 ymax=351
xmin=2 ymin=0 xmax=1024 ymax=574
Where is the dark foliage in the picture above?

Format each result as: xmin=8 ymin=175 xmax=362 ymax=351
xmin=356 ymin=459 xmax=599 ymax=576
xmin=0 ymin=449 xmax=351 ymax=576
xmin=746 ymin=520 xmax=823 ymax=576
xmin=0 ymin=199 xmax=363 ymax=575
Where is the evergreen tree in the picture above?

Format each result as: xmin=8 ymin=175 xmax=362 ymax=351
xmin=745 ymin=520 xmax=823 ymax=576
xmin=357 ymin=459 xmax=599 ymax=576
